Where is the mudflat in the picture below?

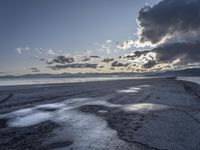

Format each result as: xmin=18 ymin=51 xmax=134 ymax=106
xmin=0 ymin=78 xmax=200 ymax=150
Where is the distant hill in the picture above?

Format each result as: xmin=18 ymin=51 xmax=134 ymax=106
xmin=150 ymin=68 xmax=200 ymax=77
xmin=0 ymin=72 xmax=144 ymax=79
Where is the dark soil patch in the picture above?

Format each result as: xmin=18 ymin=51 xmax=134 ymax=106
xmin=0 ymin=118 xmax=8 ymax=129
xmin=106 ymin=111 xmax=145 ymax=141
xmin=0 ymin=121 xmax=63 ymax=150
xmin=108 ymin=94 xmax=145 ymax=105
xmin=41 ymin=141 xmax=73 ymax=149
xmin=0 ymin=93 xmax=13 ymax=104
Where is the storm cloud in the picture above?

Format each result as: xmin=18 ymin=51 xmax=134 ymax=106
xmin=153 ymin=42 xmax=200 ymax=64
xmin=135 ymin=0 xmax=200 ymax=67
xmin=137 ymin=0 xmax=200 ymax=45
xmin=124 ymin=51 xmax=150 ymax=60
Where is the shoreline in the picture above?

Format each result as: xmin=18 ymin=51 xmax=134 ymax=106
xmin=0 ymin=76 xmax=177 ymax=90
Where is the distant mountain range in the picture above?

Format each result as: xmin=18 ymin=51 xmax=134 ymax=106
xmin=0 ymin=72 xmax=143 ymax=79
xmin=0 ymin=68 xmax=200 ymax=79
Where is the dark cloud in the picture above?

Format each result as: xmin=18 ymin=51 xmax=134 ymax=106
xmin=102 ymin=58 xmax=114 ymax=63
xmin=47 ymin=56 xmax=75 ymax=64
xmin=153 ymin=42 xmax=200 ymax=64
xmin=89 ymin=56 xmax=101 ymax=58
xmin=48 ymin=63 xmax=97 ymax=70
xmin=138 ymin=0 xmax=200 ymax=44
xmin=136 ymin=0 xmax=200 ymax=67
xmin=82 ymin=57 xmax=91 ymax=62
xmin=111 ymin=61 xmax=129 ymax=67
xmin=40 ymin=58 xmax=45 ymax=61
xmin=143 ymin=60 xmax=157 ymax=68
xmin=98 ymin=65 xmax=104 ymax=68
xmin=124 ymin=51 xmax=150 ymax=60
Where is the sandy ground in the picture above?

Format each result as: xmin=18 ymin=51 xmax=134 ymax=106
xmin=0 ymin=78 xmax=200 ymax=150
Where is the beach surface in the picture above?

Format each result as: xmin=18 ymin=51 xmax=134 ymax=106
xmin=0 ymin=78 xmax=200 ymax=150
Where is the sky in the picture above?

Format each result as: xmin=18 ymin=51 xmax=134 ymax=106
xmin=1 ymin=0 xmax=200 ymax=75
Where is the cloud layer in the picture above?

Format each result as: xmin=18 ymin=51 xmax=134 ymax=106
xmin=48 ymin=63 xmax=98 ymax=70
xmin=47 ymin=56 xmax=75 ymax=65
xmin=135 ymin=0 xmax=200 ymax=67
xmin=153 ymin=42 xmax=200 ymax=65
xmin=137 ymin=0 xmax=200 ymax=45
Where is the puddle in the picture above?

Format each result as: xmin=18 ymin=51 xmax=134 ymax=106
xmin=0 ymin=95 xmax=168 ymax=149
xmin=117 ymin=85 xmax=151 ymax=93
xmin=0 ymin=84 xmax=153 ymax=128
xmin=123 ymin=103 xmax=170 ymax=113
xmin=138 ymin=85 xmax=151 ymax=88
xmin=98 ymin=110 xmax=108 ymax=113
xmin=36 ymin=103 xmax=65 ymax=112
xmin=0 ymin=97 xmax=119 ymax=128
xmin=36 ymin=103 xmax=65 ymax=109
xmin=117 ymin=87 xmax=141 ymax=93
xmin=8 ymin=112 xmax=53 ymax=127
xmin=0 ymin=94 xmax=169 ymax=128
xmin=52 ymin=109 xmax=128 ymax=150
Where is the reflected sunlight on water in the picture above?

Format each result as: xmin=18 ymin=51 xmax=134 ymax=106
xmin=0 ymin=77 xmax=151 ymax=86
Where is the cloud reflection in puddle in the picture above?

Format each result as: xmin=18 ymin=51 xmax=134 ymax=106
xmin=117 ymin=85 xmax=151 ymax=93
xmin=123 ymin=103 xmax=170 ymax=114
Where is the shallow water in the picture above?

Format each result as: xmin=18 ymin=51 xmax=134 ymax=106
xmin=177 ymin=77 xmax=200 ymax=84
xmin=0 ymin=97 xmax=114 ymax=127
xmin=8 ymin=112 xmax=52 ymax=127
xmin=117 ymin=87 xmax=141 ymax=93
xmin=0 ymin=77 xmax=150 ymax=86
xmin=0 ymin=84 xmax=152 ymax=127
xmin=0 ymin=84 xmax=161 ymax=128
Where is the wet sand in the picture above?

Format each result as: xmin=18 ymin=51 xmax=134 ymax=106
xmin=0 ymin=78 xmax=200 ymax=150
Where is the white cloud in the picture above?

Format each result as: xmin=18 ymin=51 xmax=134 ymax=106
xmin=95 ymin=40 xmax=114 ymax=54
xmin=47 ymin=49 xmax=55 ymax=55
xmin=106 ymin=40 xmax=112 ymax=44
xmin=103 ymin=45 xmax=111 ymax=54
xmin=106 ymin=49 xmax=111 ymax=54
xmin=117 ymin=40 xmax=134 ymax=50
xmin=16 ymin=47 xmax=30 ymax=54
xmin=85 ymin=50 xmax=92 ymax=56
xmin=99 ymin=44 xmax=111 ymax=54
